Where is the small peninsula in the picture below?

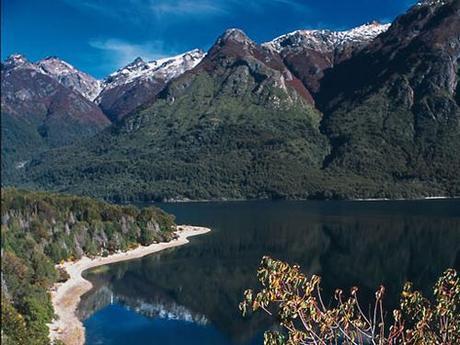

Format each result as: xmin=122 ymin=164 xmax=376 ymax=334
xmin=1 ymin=189 xmax=209 ymax=345
xmin=48 ymin=225 xmax=211 ymax=345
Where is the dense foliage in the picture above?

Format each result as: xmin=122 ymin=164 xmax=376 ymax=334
xmin=2 ymin=2 xmax=457 ymax=201
xmin=240 ymin=256 xmax=459 ymax=345
xmin=8 ymin=74 xmax=454 ymax=202
xmin=1 ymin=114 xmax=50 ymax=183
xmin=0 ymin=188 xmax=176 ymax=345
xmin=317 ymin=0 xmax=460 ymax=198
xmin=1 ymin=55 xmax=111 ymax=183
xmin=12 ymin=70 xmax=333 ymax=202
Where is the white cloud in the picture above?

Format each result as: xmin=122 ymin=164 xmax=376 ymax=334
xmin=61 ymin=0 xmax=309 ymax=22
xmin=89 ymin=38 xmax=170 ymax=70
xmin=150 ymin=0 xmax=227 ymax=17
xmin=61 ymin=0 xmax=228 ymax=22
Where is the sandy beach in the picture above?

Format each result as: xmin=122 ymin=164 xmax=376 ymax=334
xmin=48 ymin=225 xmax=211 ymax=345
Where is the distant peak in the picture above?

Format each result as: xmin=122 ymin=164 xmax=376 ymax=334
xmin=43 ymin=55 xmax=60 ymax=60
xmin=347 ymin=22 xmax=391 ymax=34
xmin=5 ymin=54 xmax=28 ymax=64
xmin=110 ymin=50 xmax=205 ymax=79
xmin=147 ymin=49 xmax=206 ymax=66
xmin=40 ymin=56 xmax=73 ymax=66
xmin=8 ymin=53 xmax=25 ymax=59
xmin=190 ymin=48 xmax=205 ymax=54
xmin=223 ymin=28 xmax=246 ymax=36
xmin=4 ymin=54 xmax=34 ymax=69
xmin=104 ymin=48 xmax=204 ymax=91
xmin=263 ymin=22 xmax=390 ymax=53
xmin=132 ymin=57 xmax=145 ymax=64
xmin=183 ymin=48 xmax=205 ymax=57
xmin=220 ymin=28 xmax=252 ymax=43
xmin=416 ymin=0 xmax=447 ymax=7
xmin=365 ymin=20 xmax=382 ymax=26
xmin=38 ymin=56 xmax=74 ymax=69
xmin=122 ymin=57 xmax=147 ymax=70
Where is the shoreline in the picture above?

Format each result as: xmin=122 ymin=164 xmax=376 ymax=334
xmin=134 ymin=195 xmax=459 ymax=205
xmin=352 ymin=196 xmax=457 ymax=202
xmin=48 ymin=225 xmax=211 ymax=345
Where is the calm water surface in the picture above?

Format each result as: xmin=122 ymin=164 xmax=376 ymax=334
xmin=81 ymin=200 xmax=460 ymax=345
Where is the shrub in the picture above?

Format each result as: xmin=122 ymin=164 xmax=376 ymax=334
xmin=240 ymin=256 xmax=459 ymax=345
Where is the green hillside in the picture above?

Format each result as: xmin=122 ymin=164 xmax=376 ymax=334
xmin=18 ymin=61 xmax=331 ymax=202
xmin=4 ymin=2 xmax=459 ymax=201
xmin=1 ymin=188 xmax=175 ymax=345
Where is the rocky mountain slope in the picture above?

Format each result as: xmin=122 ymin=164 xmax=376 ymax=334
xmin=18 ymin=29 xmax=330 ymax=201
xmin=1 ymin=55 xmax=110 ymax=181
xmin=1 ymin=50 xmax=206 ymax=182
xmin=262 ymin=22 xmax=390 ymax=94
xmin=96 ymin=49 xmax=205 ymax=121
xmin=264 ymin=22 xmax=390 ymax=54
xmin=37 ymin=56 xmax=103 ymax=100
xmin=317 ymin=0 xmax=460 ymax=195
xmin=3 ymin=0 xmax=459 ymax=200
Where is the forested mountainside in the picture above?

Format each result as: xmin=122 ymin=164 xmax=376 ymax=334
xmin=0 ymin=55 xmax=110 ymax=182
xmin=96 ymin=49 xmax=205 ymax=122
xmin=317 ymin=0 xmax=460 ymax=196
xmin=0 ymin=51 xmax=204 ymax=182
xmin=0 ymin=188 xmax=176 ymax=345
xmin=14 ymin=29 xmax=331 ymax=202
xmin=2 ymin=0 xmax=459 ymax=201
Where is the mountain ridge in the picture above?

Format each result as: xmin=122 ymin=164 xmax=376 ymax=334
xmin=262 ymin=22 xmax=390 ymax=53
xmin=96 ymin=49 xmax=205 ymax=121
xmin=1 ymin=54 xmax=110 ymax=182
xmin=317 ymin=0 xmax=460 ymax=194
xmin=2 ymin=1 xmax=459 ymax=200
xmin=2 ymin=19 xmax=391 ymax=104
xmin=37 ymin=56 xmax=103 ymax=101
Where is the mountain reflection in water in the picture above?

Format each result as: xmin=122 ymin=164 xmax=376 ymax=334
xmin=81 ymin=200 xmax=460 ymax=345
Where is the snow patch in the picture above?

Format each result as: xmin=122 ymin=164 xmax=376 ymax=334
xmin=263 ymin=22 xmax=390 ymax=53
xmin=37 ymin=57 xmax=103 ymax=101
xmin=416 ymin=0 xmax=446 ymax=6
xmin=100 ymin=49 xmax=205 ymax=93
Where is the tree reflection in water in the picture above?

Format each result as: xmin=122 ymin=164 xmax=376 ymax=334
xmin=81 ymin=200 xmax=460 ymax=344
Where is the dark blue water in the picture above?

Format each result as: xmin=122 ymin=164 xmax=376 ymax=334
xmin=85 ymin=304 xmax=252 ymax=345
xmin=82 ymin=199 xmax=460 ymax=345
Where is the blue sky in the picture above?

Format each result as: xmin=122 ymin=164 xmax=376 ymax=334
xmin=2 ymin=0 xmax=416 ymax=78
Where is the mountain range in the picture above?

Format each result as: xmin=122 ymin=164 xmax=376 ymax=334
xmin=2 ymin=0 xmax=459 ymax=201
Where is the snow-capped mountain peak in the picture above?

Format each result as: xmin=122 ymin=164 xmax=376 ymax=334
xmin=262 ymin=22 xmax=390 ymax=53
xmin=220 ymin=28 xmax=252 ymax=43
xmin=102 ymin=49 xmax=205 ymax=92
xmin=37 ymin=57 xmax=103 ymax=101
xmin=122 ymin=57 xmax=149 ymax=72
xmin=95 ymin=49 xmax=206 ymax=121
xmin=5 ymin=54 xmax=28 ymax=65
xmin=416 ymin=0 xmax=446 ymax=6
xmin=3 ymin=54 xmax=39 ymax=71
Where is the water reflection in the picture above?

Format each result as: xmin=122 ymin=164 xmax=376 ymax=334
xmin=81 ymin=200 xmax=460 ymax=344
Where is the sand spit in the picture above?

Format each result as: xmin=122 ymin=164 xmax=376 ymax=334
xmin=48 ymin=225 xmax=211 ymax=345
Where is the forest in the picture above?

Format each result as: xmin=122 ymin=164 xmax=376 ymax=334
xmin=1 ymin=188 xmax=176 ymax=345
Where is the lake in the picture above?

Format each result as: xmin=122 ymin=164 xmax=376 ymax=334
xmin=80 ymin=199 xmax=460 ymax=345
